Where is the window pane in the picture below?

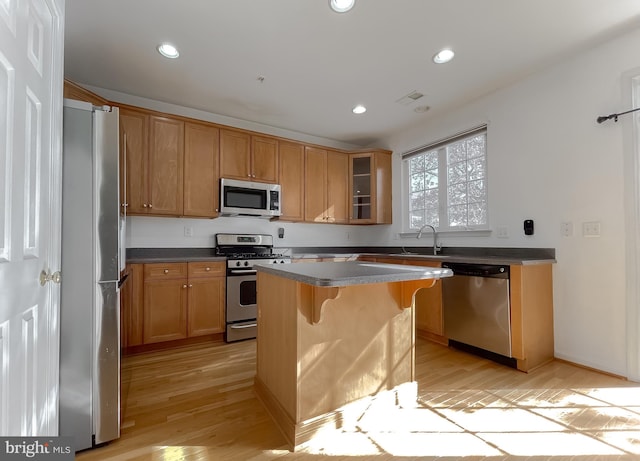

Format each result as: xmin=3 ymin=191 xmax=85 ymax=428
xmin=447 ymin=141 xmax=466 ymax=163
xmin=409 ymin=156 xmax=425 ymax=173
xmin=425 ymin=169 xmax=438 ymax=189
xmin=425 ymin=207 xmax=439 ymax=227
xmin=423 ymin=150 xmax=438 ymax=170
xmin=468 ymin=179 xmax=485 ymax=202
xmin=468 ymin=201 xmax=487 ymax=225
xmin=410 ymin=191 xmax=425 ymax=211
xmin=410 ymin=173 xmax=424 ymax=192
xmin=467 ymin=135 xmax=485 ymax=158
xmin=448 ymin=204 xmax=467 ymax=227
xmin=410 ymin=211 xmax=425 ymax=229
xmin=425 ymin=188 xmax=439 ymax=209
xmin=448 ymin=183 xmax=467 ymax=205
xmin=467 ymin=157 xmax=485 ymax=180
xmin=448 ymin=161 xmax=467 ymax=185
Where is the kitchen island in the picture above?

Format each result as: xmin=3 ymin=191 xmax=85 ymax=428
xmin=254 ymin=261 xmax=452 ymax=450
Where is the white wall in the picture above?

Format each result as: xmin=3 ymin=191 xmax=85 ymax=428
xmin=382 ymin=27 xmax=640 ymax=377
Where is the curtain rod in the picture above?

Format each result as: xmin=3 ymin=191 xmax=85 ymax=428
xmin=597 ymin=107 xmax=640 ymax=124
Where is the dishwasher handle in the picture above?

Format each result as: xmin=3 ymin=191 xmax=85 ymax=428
xmin=441 ymin=262 xmax=509 ymax=278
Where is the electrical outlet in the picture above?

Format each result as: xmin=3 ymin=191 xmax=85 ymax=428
xmin=582 ymin=221 xmax=601 ymax=237
xmin=561 ymin=222 xmax=573 ymax=237
xmin=496 ymin=226 xmax=509 ymax=238
xmin=184 ymin=226 xmax=194 ymax=237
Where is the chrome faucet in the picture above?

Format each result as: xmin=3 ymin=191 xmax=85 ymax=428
xmin=416 ymin=224 xmax=441 ymax=255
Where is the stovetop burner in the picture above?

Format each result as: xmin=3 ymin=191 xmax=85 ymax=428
xmin=215 ymin=233 xmax=291 ymax=268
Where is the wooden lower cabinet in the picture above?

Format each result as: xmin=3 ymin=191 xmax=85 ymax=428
xmin=123 ymin=261 xmax=226 ymax=348
xmin=144 ymin=276 xmax=188 ymax=344
xmin=510 ymin=263 xmax=554 ymax=372
xmin=187 ymin=262 xmax=226 ymax=337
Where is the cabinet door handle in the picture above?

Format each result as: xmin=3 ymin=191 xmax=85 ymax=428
xmin=148 ymin=204 xmax=153 ymax=208
xmin=188 ymin=284 xmax=193 ymax=288
xmin=143 ymin=203 xmax=148 ymax=208
xmin=205 ymin=267 xmax=210 ymax=271
xmin=183 ymin=284 xmax=187 ymax=288
xmin=164 ymin=269 xmax=169 ymax=274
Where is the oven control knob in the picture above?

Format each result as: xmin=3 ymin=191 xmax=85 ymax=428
xmin=235 ymin=261 xmax=241 ymax=267
xmin=279 ymin=260 xmax=285 ymax=264
xmin=244 ymin=261 xmax=249 ymax=266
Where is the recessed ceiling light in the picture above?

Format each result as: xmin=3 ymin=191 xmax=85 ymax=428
xmin=414 ymin=105 xmax=430 ymax=113
xmin=433 ymin=48 xmax=454 ymax=64
xmin=352 ymin=104 xmax=366 ymax=114
xmin=157 ymin=43 xmax=179 ymax=59
xmin=330 ymin=0 xmax=355 ymax=13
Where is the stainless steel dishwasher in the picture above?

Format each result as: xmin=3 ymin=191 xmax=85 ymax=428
xmin=441 ymin=262 xmax=512 ymax=358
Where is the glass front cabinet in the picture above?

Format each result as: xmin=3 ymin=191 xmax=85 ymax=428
xmin=348 ymin=151 xmax=392 ymax=224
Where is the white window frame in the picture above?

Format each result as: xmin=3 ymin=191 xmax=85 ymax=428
xmin=402 ymin=125 xmax=489 ymax=234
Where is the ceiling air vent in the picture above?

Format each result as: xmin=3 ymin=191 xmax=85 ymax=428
xmin=395 ymin=91 xmax=424 ymax=106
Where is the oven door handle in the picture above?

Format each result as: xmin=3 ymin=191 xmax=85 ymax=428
xmin=229 ymin=269 xmax=257 ymax=275
xmin=230 ymin=323 xmax=257 ymax=329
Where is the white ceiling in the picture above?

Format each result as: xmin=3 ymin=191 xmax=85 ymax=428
xmin=64 ymin=0 xmax=640 ymax=147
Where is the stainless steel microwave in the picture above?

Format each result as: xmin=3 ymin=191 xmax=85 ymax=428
xmin=219 ymin=178 xmax=281 ymax=218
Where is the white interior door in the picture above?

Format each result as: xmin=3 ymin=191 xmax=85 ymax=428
xmin=0 ymin=0 xmax=64 ymax=435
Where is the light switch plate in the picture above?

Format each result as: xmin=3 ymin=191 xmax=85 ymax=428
xmin=496 ymin=226 xmax=509 ymax=238
xmin=582 ymin=221 xmax=601 ymax=237
xmin=561 ymin=222 xmax=573 ymax=237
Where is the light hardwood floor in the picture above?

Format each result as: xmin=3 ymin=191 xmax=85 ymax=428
xmin=77 ymin=338 xmax=640 ymax=460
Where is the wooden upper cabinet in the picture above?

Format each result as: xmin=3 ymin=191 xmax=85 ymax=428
xmin=148 ymin=116 xmax=184 ymax=215
xmin=304 ymin=147 xmax=328 ymax=222
xmin=278 ymin=141 xmax=305 ymax=221
xmin=349 ymin=150 xmax=392 ymax=224
xmin=220 ymin=129 xmax=251 ymax=180
xmin=220 ymin=129 xmax=278 ymax=183
xmin=251 ymin=136 xmax=278 ymax=183
xmin=304 ymin=147 xmax=348 ymax=223
xmin=184 ymin=122 xmax=220 ymax=218
xmin=119 ymin=108 xmax=149 ymax=215
xmin=326 ymin=151 xmax=349 ymax=224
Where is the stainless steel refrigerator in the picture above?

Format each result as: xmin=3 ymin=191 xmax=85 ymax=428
xmin=59 ymin=99 xmax=123 ymax=451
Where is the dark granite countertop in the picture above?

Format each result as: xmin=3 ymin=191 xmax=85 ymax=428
xmin=127 ymin=246 xmax=556 ymax=265
xmin=256 ymin=261 xmax=453 ymax=287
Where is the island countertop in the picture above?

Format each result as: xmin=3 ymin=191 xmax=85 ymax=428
xmin=256 ymin=260 xmax=452 ymax=287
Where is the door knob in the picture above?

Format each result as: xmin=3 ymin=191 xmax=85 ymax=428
xmin=40 ymin=270 xmax=61 ymax=286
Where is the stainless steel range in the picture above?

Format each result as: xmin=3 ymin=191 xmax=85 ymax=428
xmin=215 ymin=233 xmax=290 ymax=342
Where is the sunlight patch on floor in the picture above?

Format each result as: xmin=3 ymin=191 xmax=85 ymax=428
xmin=295 ymin=385 xmax=640 ymax=458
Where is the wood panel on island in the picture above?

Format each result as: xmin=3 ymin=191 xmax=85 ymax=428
xmin=254 ymin=261 xmax=450 ymax=450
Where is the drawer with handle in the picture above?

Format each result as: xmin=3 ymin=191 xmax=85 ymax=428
xmin=188 ymin=261 xmax=226 ymax=278
xmin=144 ymin=263 xmax=188 ymax=280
